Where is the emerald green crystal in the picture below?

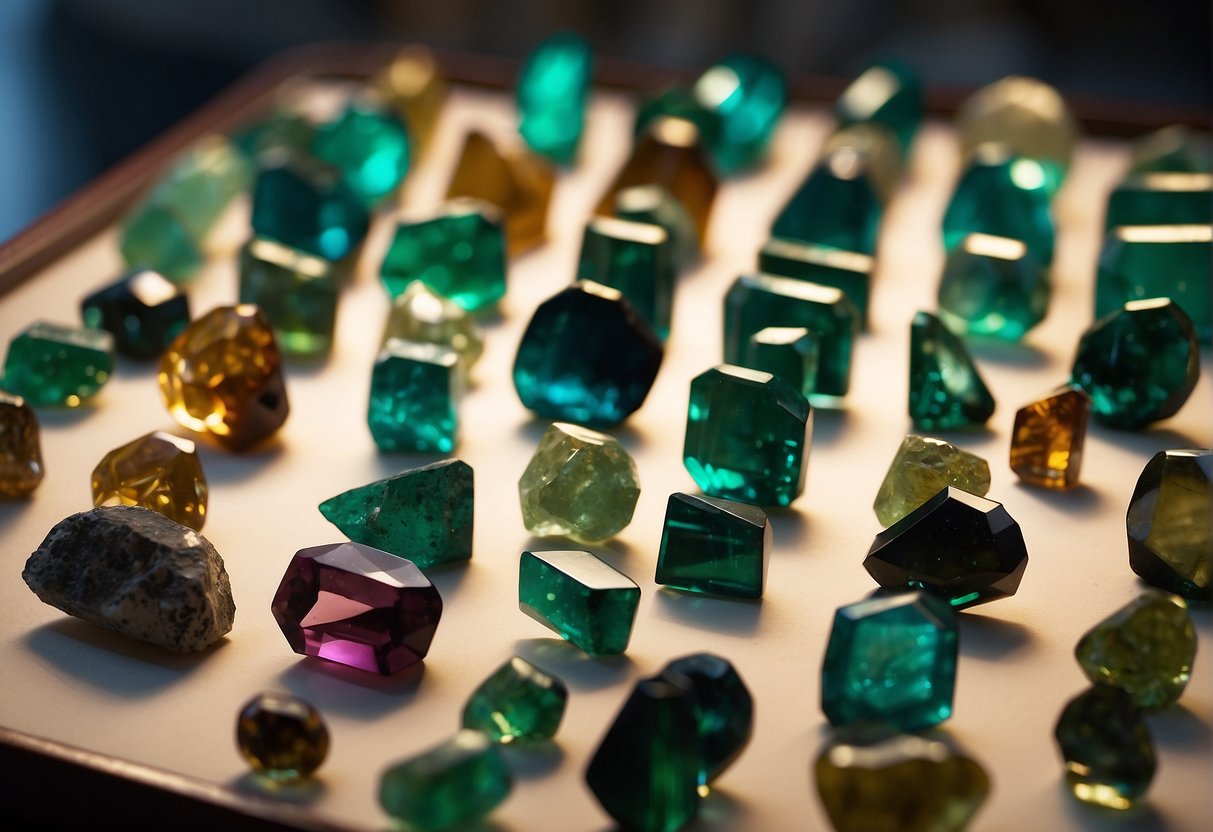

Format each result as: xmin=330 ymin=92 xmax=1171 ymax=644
xmin=614 ymin=185 xmax=699 ymax=271
xmin=873 ymin=434 xmax=991 ymax=527
xmin=518 ymin=549 xmax=640 ymax=655
xmin=1129 ymin=125 xmax=1213 ymax=175
xmin=119 ymin=203 xmax=203 ymax=283
xmin=1 ymin=322 xmax=114 ymax=407
xmin=659 ymin=653 xmax=754 ymax=785
xmin=742 ymin=326 xmax=819 ymax=398
xmin=1107 ymin=173 xmax=1212 ymax=228
xmin=771 ymin=147 xmax=882 ymax=255
xmin=367 ymin=340 xmax=460 ymax=453
xmin=578 ymin=216 xmax=674 ymax=339
xmin=238 ymin=236 xmax=338 ymax=355
xmin=1127 ymin=449 xmax=1212 ymax=601
xmin=943 ymin=144 xmax=1054 ymax=265
xmin=937 ymin=232 xmax=1049 ymax=340
xmin=1071 ymin=298 xmax=1200 ymax=429
xmin=517 ymin=32 xmax=593 ymax=164
xmin=1095 ymin=225 xmax=1212 ymax=340
xmin=233 ymin=110 xmax=313 ymax=161
xmin=655 ymin=493 xmax=769 ymax=599
xmin=908 ymin=311 xmax=995 ymax=430
xmin=319 ymin=459 xmax=473 ymax=569
xmin=835 ymin=59 xmax=923 ymax=156
xmin=380 ymin=199 xmax=507 ymax=312
xmin=379 ymin=730 xmax=512 ymax=831
xmin=692 ymin=53 xmax=786 ymax=175
xmin=1054 ymin=686 xmax=1156 ymax=810
xmin=461 ymin=656 xmax=568 ymax=743
xmin=250 ymin=153 xmax=370 ymax=262
xmin=311 ymin=101 xmax=410 ymax=207
xmin=382 ymin=280 xmax=484 ymax=373
xmin=80 ymin=269 xmax=189 ymax=360
xmin=759 ymin=237 xmax=873 ymax=327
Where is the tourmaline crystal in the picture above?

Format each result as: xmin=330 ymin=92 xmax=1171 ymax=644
xmin=758 ymin=237 xmax=874 ymax=327
xmin=1129 ymin=125 xmax=1213 ymax=175
xmin=310 ymin=101 xmax=410 ymax=207
xmin=1070 ymin=298 xmax=1200 ymax=430
xmin=373 ymin=45 xmax=448 ymax=157
xmin=380 ymin=199 xmax=507 ymax=312
xmin=865 ymin=487 xmax=1029 ymax=609
xmin=250 ymin=152 xmax=370 ymax=262
xmin=943 ymin=144 xmax=1055 ymax=265
xmin=873 ymin=434 xmax=991 ymax=527
xmin=461 ymin=656 xmax=568 ymax=743
xmin=446 ymin=130 xmax=553 ymax=256
xmin=1127 ymin=449 xmax=1212 ymax=601
xmin=91 ymin=431 xmax=207 ymax=531
xmin=908 ymin=311 xmax=995 ymax=430
xmin=513 ymin=281 xmax=663 ymax=427
xmin=578 ymin=216 xmax=675 ymax=339
xmin=771 ymin=140 xmax=883 ymax=255
xmin=1054 ymin=686 xmax=1156 ymax=810
xmin=518 ymin=422 xmax=640 ymax=543
xmin=1009 ymin=385 xmax=1091 ymax=489
xmin=937 ymin=232 xmax=1049 ymax=340
xmin=518 ymin=549 xmax=640 ymax=655
xmin=0 ymin=393 xmax=44 ymax=497
xmin=614 ymin=184 xmax=699 ymax=271
xmin=659 ymin=653 xmax=754 ymax=786
xmin=238 ymin=236 xmax=338 ymax=355
xmin=380 ymin=730 xmax=511 ymax=831
xmin=821 ymin=591 xmax=958 ymax=731
xmin=320 ymin=459 xmax=473 ymax=569
xmin=1095 ymin=225 xmax=1212 ymax=340
xmin=835 ymin=59 xmax=924 ymax=156
xmin=382 ymin=281 xmax=484 ymax=373
xmin=158 ymin=305 xmax=289 ymax=450
xmin=80 ymin=269 xmax=190 ymax=360
xmin=270 ymin=541 xmax=442 ymax=675
xmin=1 ymin=321 xmax=113 ymax=407
xmin=1075 ymin=590 xmax=1196 ymax=710
xmin=742 ymin=326 xmax=819 ymax=398
xmin=368 ymin=339 xmax=460 ymax=453
xmin=655 ymin=493 xmax=770 ymax=599
xmin=516 ymin=31 xmax=594 ymax=164
xmin=1106 ymin=173 xmax=1212 ymax=228
xmin=683 ymin=365 xmax=812 ymax=507
xmin=236 ymin=692 xmax=329 ymax=781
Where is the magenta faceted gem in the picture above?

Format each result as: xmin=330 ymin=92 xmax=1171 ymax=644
xmin=270 ymin=542 xmax=443 ymax=675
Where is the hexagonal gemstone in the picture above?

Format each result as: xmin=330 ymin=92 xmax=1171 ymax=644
xmin=758 ymin=237 xmax=874 ymax=328
xmin=310 ymin=101 xmax=410 ymax=207
xmin=236 ymin=692 xmax=329 ymax=781
xmin=518 ymin=549 xmax=640 ymax=655
xmin=380 ymin=730 xmax=511 ymax=831
xmin=937 ymin=232 xmax=1049 ymax=340
xmin=908 ymin=311 xmax=995 ymax=430
xmin=91 ymin=431 xmax=207 ymax=531
xmin=461 ymin=656 xmax=568 ymax=743
xmin=578 ymin=216 xmax=675 ymax=340
xmin=1009 ymin=385 xmax=1092 ymax=489
xmin=1127 ymin=449 xmax=1212 ymax=601
xmin=373 ymin=45 xmax=448 ymax=158
xmin=80 ymin=269 xmax=190 ymax=360
xmin=516 ymin=31 xmax=594 ymax=164
xmin=659 ymin=653 xmax=754 ymax=786
xmin=1 ymin=321 xmax=113 ymax=407
xmin=655 ymin=493 xmax=769 ymax=599
xmin=835 ymin=59 xmax=924 ymax=156
xmin=270 ymin=541 xmax=442 ymax=675
xmin=1129 ymin=125 xmax=1213 ymax=175
xmin=446 ymin=131 xmax=553 ymax=256
xmin=0 ymin=392 xmax=44 ymax=497
xmin=250 ymin=152 xmax=370 ymax=262
xmin=873 ymin=434 xmax=990 ymax=527
xmin=238 ymin=236 xmax=339 ymax=356
xmin=771 ymin=141 xmax=883 ymax=255
xmin=368 ymin=339 xmax=461 ymax=454
xmin=1054 ymin=686 xmax=1156 ymax=810
xmin=382 ymin=281 xmax=484 ymax=374
xmin=1095 ymin=225 xmax=1212 ymax=340
xmin=741 ymin=326 xmax=820 ymax=398
xmin=943 ymin=144 xmax=1055 ymax=265
xmin=1106 ymin=173 xmax=1212 ymax=228
xmin=614 ymin=184 xmax=699 ymax=271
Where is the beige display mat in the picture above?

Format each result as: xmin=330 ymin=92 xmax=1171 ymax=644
xmin=1 ymin=80 xmax=1210 ymax=832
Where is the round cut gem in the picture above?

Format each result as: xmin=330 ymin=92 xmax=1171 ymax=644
xmin=236 ymin=692 xmax=329 ymax=781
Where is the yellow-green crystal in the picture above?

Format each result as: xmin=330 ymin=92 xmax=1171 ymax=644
xmin=382 ymin=280 xmax=484 ymax=374
xmin=874 ymin=435 xmax=991 ymax=527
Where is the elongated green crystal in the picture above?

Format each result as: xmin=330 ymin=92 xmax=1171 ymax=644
xmin=873 ymin=434 xmax=990 ymax=527
xmin=1 ymin=322 xmax=114 ymax=407
xmin=239 ymin=236 xmax=338 ymax=355
xmin=655 ymin=493 xmax=769 ymax=599
xmin=367 ymin=340 xmax=461 ymax=453
xmin=1095 ymin=225 xmax=1212 ymax=340
xmin=908 ymin=311 xmax=995 ymax=430
xmin=461 ymin=656 xmax=568 ymax=743
xmin=578 ymin=216 xmax=674 ymax=339
xmin=943 ymin=144 xmax=1054 ymax=264
xmin=516 ymin=32 xmax=594 ymax=164
xmin=518 ymin=549 xmax=640 ymax=655
xmin=758 ymin=237 xmax=873 ymax=327
xmin=379 ymin=730 xmax=512 ymax=831
xmin=772 ymin=149 xmax=882 ymax=255
xmin=310 ymin=101 xmax=410 ymax=207
xmin=835 ymin=59 xmax=923 ymax=155
xmin=1054 ymin=686 xmax=1156 ymax=810
xmin=937 ymin=232 xmax=1049 ymax=340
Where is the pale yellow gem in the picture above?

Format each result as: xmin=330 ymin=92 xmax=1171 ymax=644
xmin=382 ymin=280 xmax=484 ymax=373
xmin=874 ymin=435 xmax=991 ymax=527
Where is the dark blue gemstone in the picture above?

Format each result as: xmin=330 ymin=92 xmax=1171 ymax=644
xmin=80 ymin=269 xmax=190 ymax=360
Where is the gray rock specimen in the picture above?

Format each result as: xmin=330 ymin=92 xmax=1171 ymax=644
xmin=23 ymin=505 xmax=235 ymax=652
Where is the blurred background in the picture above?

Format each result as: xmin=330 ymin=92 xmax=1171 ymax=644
xmin=1 ymin=0 xmax=1209 ymax=242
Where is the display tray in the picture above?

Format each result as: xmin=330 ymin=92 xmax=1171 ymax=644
xmin=0 ymin=43 xmax=1209 ymax=832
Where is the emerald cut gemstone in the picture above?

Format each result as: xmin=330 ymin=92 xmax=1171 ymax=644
xmin=367 ymin=340 xmax=461 ymax=453
xmin=1009 ymin=385 xmax=1092 ymax=490
xmin=80 ymin=269 xmax=189 ymax=360
xmin=319 ymin=459 xmax=473 ymax=569
xmin=379 ymin=730 xmax=511 ymax=831
xmin=1095 ymin=225 xmax=1212 ymax=340
xmin=381 ymin=199 xmax=507 ymax=312
xmin=908 ymin=311 xmax=995 ymax=430
xmin=742 ymin=326 xmax=819 ymax=398
xmin=1054 ymin=686 xmax=1156 ymax=810
xmin=1070 ymin=298 xmax=1200 ymax=430
xmin=382 ymin=281 xmax=484 ymax=373
xmin=0 ymin=392 xmax=44 ymax=497
xmin=513 ymin=281 xmax=663 ymax=427
xmin=937 ymin=232 xmax=1049 ymax=340
xmin=655 ymin=493 xmax=770 ymax=599
xmin=659 ymin=654 xmax=753 ymax=786
xmin=2 ymin=322 xmax=114 ymax=407
xmin=771 ymin=148 xmax=882 ymax=255
xmin=461 ymin=656 xmax=568 ymax=743
xmin=1129 ymin=125 xmax=1213 ymax=175
xmin=238 ymin=236 xmax=338 ymax=355
xmin=758 ymin=237 xmax=874 ymax=327
xmin=943 ymin=144 xmax=1055 ymax=264
xmin=614 ymin=185 xmax=699 ymax=271
xmin=683 ymin=365 xmax=812 ymax=507
xmin=119 ymin=204 xmax=203 ymax=283
xmin=1127 ymin=449 xmax=1212 ymax=601
xmin=578 ymin=216 xmax=675 ymax=339
xmin=1107 ymin=173 xmax=1212 ymax=227
xmin=250 ymin=153 xmax=370 ymax=262
xmin=873 ymin=435 xmax=991 ymax=527
xmin=310 ymin=101 xmax=410 ymax=207
xmin=835 ymin=59 xmax=923 ymax=155
xmin=821 ymin=590 xmax=958 ymax=731
xmin=518 ymin=549 xmax=640 ymax=655
xmin=692 ymin=54 xmax=787 ymax=175
xmin=516 ymin=31 xmax=593 ymax=164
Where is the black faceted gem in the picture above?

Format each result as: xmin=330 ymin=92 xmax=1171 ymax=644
xmin=80 ymin=269 xmax=190 ymax=360
xmin=659 ymin=653 xmax=754 ymax=785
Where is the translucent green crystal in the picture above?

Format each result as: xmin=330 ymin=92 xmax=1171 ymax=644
xmin=873 ymin=434 xmax=991 ymax=527
xmin=835 ymin=59 xmax=924 ymax=156
xmin=367 ymin=340 xmax=461 ymax=453
xmin=1054 ymin=686 xmax=1156 ymax=810
xmin=382 ymin=280 xmax=484 ymax=373
xmin=379 ymin=730 xmax=512 ymax=831
xmin=250 ymin=153 xmax=370 ymax=262
xmin=655 ymin=493 xmax=770 ymax=599
xmin=908 ymin=311 xmax=995 ymax=430
xmin=516 ymin=31 xmax=594 ymax=164
xmin=742 ymin=326 xmax=819 ymax=398
xmin=1129 ymin=125 xmax=1213 ymax=175
xmin=578 ymin=216 xmax=674 ymax=339
xmin=659 ymin=653 xmax=754 ymax=786
xmin=943 ymin=144 xmax=1054 ymax=265
xmin=238 ymin=236 xmax=338 ymax=355
xmin=759 ymin=237 xmax=874 ymax=328
xmin=614 ymin=185 xmax=699 ymax=271
xmin=937 ymin=232 xmax=1049 ymax=340
xmin=1107 ymin=173 xmax=1212 ymax=228
xmin=692 ymin=53 xmax=787 ymax=175
xmin=461 ymin=656 xmax=568 ymax=743
xmin=518 ymin=549 xmax=640 ymax=655
xmin=119 ymin=203 xmax=203 ymax=283
xmin=232 ymin=109 xmax=313 ymax=161
xmin=1 ymin=322 xmax=114 ymax=407
xmin=147 ymin=136 xmax=251 ymax=242
xmin=771 ymin=147 xmax=882 ymax=255
xmin=311 ymin=101 xmax=410 ymax=207
xmin=1127 ymin=449 xmax=1212 ymax=601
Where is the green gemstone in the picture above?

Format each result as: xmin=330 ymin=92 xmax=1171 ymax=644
xmin=821 ymin=590 xmax=958 ymax=731
xmin=238 ymin=237 xmax=338 ymax=355
xmin=758 ymin=237 xmax=873 ymax=327
xmin=250 ymin=153 xmax=370 ymax=262
xmin=1107 ymin=173 xmax=1212 ymax=228
xmin=1054 ymin=686 xmax=1156 ymax=810
xmin=518 ymin=422 xmax=640 ymax=543
xmin=232 ymin=109 xmax=314 ymax=161
xmin=148 ymin=136 xmax=251 ymax=241
xmin=319 ymin=459 xmax=473 ymax=569
xmin=658 ymin=653 xmax=754 ymax=786
xmin=517 ymin=31 xmax=593 ymax=164
xmin=1129 ymin=125 xmax=1213 ymax=175
xmin=1095 ymin=225 xmax=1212 ymax=341
xmin=578 ymin=216 xmax=674 ymax=339
xmin=655 ymin=493 xmax=769 ymax=599
xmin=311 ymin=101 xmax=410 ymax=207
xmin=692 ymin=53 xmax=787 ymax=175
xmin=683 ymin=364 xmax=812 ymax=507
xmin=835 ymin=59 xmax=923 ymax=155
xmin=382 ymin=280 xmax=484 ymax=373
xmin=1071 ymin=298 xmax=1200 ymax=430
xmin=943 ymin=144 xmax=1055 ymax=265
xmin=119 ymin=202 xmax=204 ymax=283
xmin=1 ymin=322 xmax=114 ymax=407
xmin=367 ymin=339 xmax=461 ymax=453
xmin=908 ymin=311 xmax=996 ymax=430
xmin=613 ymin=184 xmax=699 ymax=271
xmin=937 ymin=232 xmax=1049 ymax=340
xmin=80 ymin=269 xmax=190 ymax=360
xmin=461 ymin=656 xmax=568 ymax=743
xmin=379 ymin=730 xmax=512 ymax=831
xmin=380 ymin=199 xmax=507 ymax=312
xmin=724 ymin=272 xmax=857 ymax=398
xmin=1127 ymin=449 xmax=1212 ymax=601
xmin=742 ymin=326 xmax=819 ymax=398
xmin=771 ymin=148 xmax=882 ymax=255
xmin=518 ymin=549 xmax=640 ymax=655
xmin=873 ymin=434 xmax=991 ymax=527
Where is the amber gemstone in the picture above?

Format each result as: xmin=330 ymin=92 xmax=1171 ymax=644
xmin=446 ymin=130 xmax=553 ymax=256
xmin=373 ymin=45 xmax=448 ymax=157
xmin=0 ymin=392 xmax=44 ymax=498
xmin=1009 ymin=385 xmax=1092 ymax=489
xmin=91 ymin=431 xmax=207 ymax=530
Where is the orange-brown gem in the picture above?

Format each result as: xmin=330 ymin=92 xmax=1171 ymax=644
xmin=0 ymin=391 xmax=44 ymax=498
xmin=373 ymin=44 xmax=448 ymax=157
xmin=91 ymin=431 xmax=207 ymax=530
xmin=1009 ymin=384 xmax=1091 ymax=489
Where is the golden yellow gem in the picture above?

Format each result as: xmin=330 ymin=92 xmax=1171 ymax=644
xmin=373 ymin=44 xmax=448 ymax=157
xmin=0 ymin=392 xmax=44 ymax=498
xmin=1009 ymin=384 xmax=1092 ymax=489
xmin=92 ymin=431 xmax=207 ymax=530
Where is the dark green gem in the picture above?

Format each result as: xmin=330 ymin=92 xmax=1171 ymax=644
xmin=80 ymin=269 xmax=189 ymax=360
xmin=578 ymin=216 xmax=675 ymax=339
xmin=238 ymin=237 xmax=339 ymax=356
xmin=908 ymin=311 xmax=995 ymax=430
xmin=517 ymin=31 xmax=594 ymax=164
xmin=311 ymin=101 xmax=410 ymax=207
xmin=379 ymin=730 xmax=512 ymax=830
xmin=232 ymin=110 xmax=314 ymax=161
xmin=741 ymin=326 xmax=819 ymax=398
xmin=1054 ymin=686 xmax=1156 ymax=810
xmin=614 ymin=184 xmax=699 ymax=271
xmin=1129 ymin=125 xmax=1213 ymax=175
xmin=118 ymin=203 xmax=203 ymax=283
xmin=1127 ymin=449 xmax=1212 ymax=601
xmin=1107 ymin=173 xmax=1212 ymax=228
xmin=693 ymin=53 xmax=787 ymax=175
xmin=518 ymin=549 xmax=640 ymax=655
xmin=367 ymin=340 xmax=460 ymax=453
xmin=1 ymin=322 xmax=114 ymax=407
xmin=771 ymin=148 xmax=882 ymax=255
xmin=461 ymin=656 xmax=568 ymax=743
xmin=655 ymin=493 xmax=770 ymax=599
xmin=250 ymin=153 xmax=370 ymax=262
xmin=759 ymin=237 xmax=874 ymax=328
xmin=943 ymin=144 xmax=1054 ymax=265
xmin=936 ymin=233 xmax=1049 ymax=340
xmin=659 ymin=653 xmax=754 ymax=786
xmin=835 ymin=59 xmax=923 ymax=156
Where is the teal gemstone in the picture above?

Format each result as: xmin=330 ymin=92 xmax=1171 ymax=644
xmin=1095 ymin=225 xmax=1212 ymax=340
xmin=758 ymin=237 xmax=874 ymax=327
xmin=380 ymin=199 xmax=507 ymax=312
xmin=613 ymin=184 xmax=699 ymax=271
xmin=835 ymin=59 xmax=923 ymax=155
xmin=724 ymin=272 xmax=858 ymax=398
xmin=771 ymin=149 xmax=882 ymax=255
xmin=118 ymin=203 xmax=204 ymax=283
xmin=311 ymin=101 xmax=410 ymax=207
xmin=1127 ymin=449 xmax=1212 ymax=601
xmin=250 ymin=153 xmax=370 ymax=262
xmin=1106 ymin=173 xmax=1212 ymax=228
xmin=319 ymin=459 xmax=473 ymax=569
xmin=461 ymin=656 xmax=568 ymax=743
xmin=2 ymin=322 xmax=114 ymax=407
xmin=368 ymin=339 xmax=461 ymax=453
xmin=742 ymin=326 xmax=819 ymax=398
xmin=517 ymin=31 xmax=594 ymax=164
xmin=683 ymin=364 xmax=812 ymax=507
xmin=936 ymin=232 xmax=1049 ymax=340
xmin=908 ymin=311 xmax=995 ymax=430
xmin=232 ymin=109 xmax=314 ymax=161
xmin=943 ymin=144 xmax=1055 ymax=265
xmin=518 ymin=549 xmax=640 ymax=655
xmin=238 ymin=237 xmax=338 ymax=356
xmin=693 ymin=54 xmax=787 ymax=175
xmin=379 ymin=730 xmax=512 ymax=831
xmin=1071 ymin=298 xmax=1200 ymax=430
xmin=1129 ymin=125 xmax=1213 ymax=175
xmin=820 ymin=590 xmax=959 ymax=731
xmin=655 ymin=492 xmax=770 ymax=599
xmin=659 ymin=653 xmax=754 ymax=786
xmin=578 ymin=216 xmax=675 ymax=339
xmin=1054 ymin=686 xmax=1156 ymax=810
xmin=80 ymin=269 xmax=189 ymax=360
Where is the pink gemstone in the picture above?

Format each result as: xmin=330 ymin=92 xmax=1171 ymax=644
xmin=270 ymin=542 xmax=443 ymax=675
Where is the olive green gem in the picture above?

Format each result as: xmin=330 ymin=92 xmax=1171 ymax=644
xmin=1127 ymin=449 xmax=1212 ymax=601
xmin=382 ymin=280 xmax=484 ymax=374
xmin=1054 ymin=686 xmax=1156 ymax=810
xmin=379 ymin=730 xmax=512 ymax=831
xmin=461 ymin=656 xmax=568 ymax=743
xmin=873 ymin=435 xmax=991 ymax=527
xmin=238 ymin=236 xmax=338 ymax=356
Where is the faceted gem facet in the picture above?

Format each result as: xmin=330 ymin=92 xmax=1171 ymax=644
xmin=614 ymin=184 xmax=699 ymax=271
xmin=821 ymin=590 xmax=958 ymax=731
xmin=1 ymin=321 xmax=113 ymax=407
xmin=578 ymin=216 xmax=675 ymax=339
xmin=865 ymin=487 xmax=1029 ymax=609
xmin=250 ymin=153 xmax=370 ymax=262
xmin=238 ymin=236 xmax=338 ymax=356
xmin=461 ymin=656 xmax=568 ymax=743
xmin=1106 ymin=173 xmax=1212 ymax=228
xmin=683 ymin=365 xmax=812 ymax=507
xmin=1054 ymin=686 xmax=1156 ymax=810
xmin=368 ymin=339 xmax=461 ymax=454
xmin=741 ymin=326 xmax=819 ymax=399
xmin=310 ymin=101 xmax=410 ymax=207
xmin=518 ymin=549 xmax=640 ymax=655
xmin=91 ymin=431 xmax=207 ymax=531
xmin=236 ymin=692 xmax=329 ymax=781
xmin=771 ymin=142 xmax=883 ymax=255
xmin=1095 ymin=225 xmax=1212 ymax=340
xmin=516 ymin=31 xmax=594 ymax=164
xmin=1075 ymin=590 xmax=1196 ymax=710
xmin=446 ymin=131 xmax=553 ymax=256
xmin=908 ymin=310 xmax=996 ymax=430
xmin=655 ymin=493 xmax=770 ymax=599
xmin=1070 ymin=298 xmax=1200 ymax=430
xmin=1127 ymin=449 xmax=1212 ymax=601
xmin=382 ymin=280 xmax=484 ymax=373
xmin=1129 ymin=125 xmax=1213 ymax=175
xmin=0 ymin=392 xmax=43 ymax=497
xmin=158 ymin=305 xmax=289 ymax=451
xmin=270 ymin=541 xmax=442 ymax=675
xmin=658 ymin=653 xmax=754 ymax=786
xmin=943 ymin=144 xmax=1055 ymax=264
xmin=379 ymin=730 xmax=511 ymax=831
xmin=873 ymin=434 xmax=991 ymax=527
xmin=758 ymin=237 xmax=874 ymax=327
xmin=373 ymin=45 xmax=448 ymax=157
xmin=1009 ymin=384 xmax=1091 ymax=489
xmin=80 ymin=269 xmax=190 ymax=360
xmin=513 ymin=281 xmax=663 ymax=427
xmin=937 ymin=232 xmax=1049 ymax=340
xmin=835 ymin=59 xmax=924 ymax=155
